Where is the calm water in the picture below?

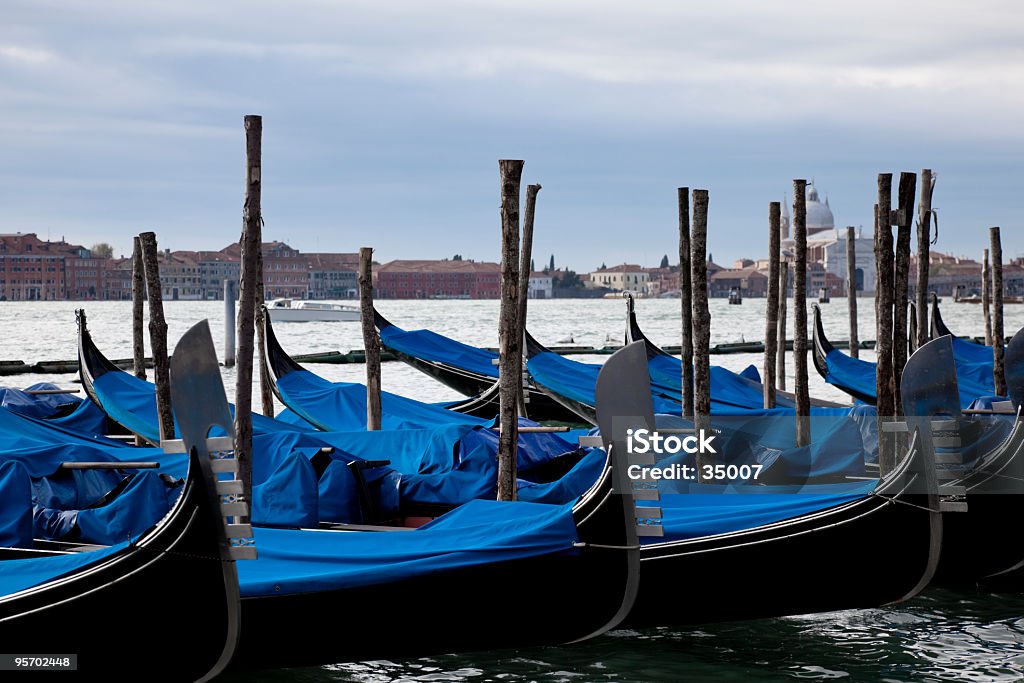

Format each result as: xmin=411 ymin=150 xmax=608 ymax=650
xmin=3 ymin=297 xmax=1024 ymax=681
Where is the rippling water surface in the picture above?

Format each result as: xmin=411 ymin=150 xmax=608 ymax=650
xmin=3 ymin=297 xmax=1024 ymax=681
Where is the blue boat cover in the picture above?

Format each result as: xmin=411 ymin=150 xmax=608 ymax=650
xmin=0 ymin=541 xmax=128 ymax=598
xmin=237 ymin=497 xmax=579 ymax=596
xmin=819 ymin=343 xmax=997 ymax=408
xmin=74 ymin=472 xmax=179 ymax=545
xmin=274 ymin=367 xmax=487 ymax=431
xmin=642 ymin=479 xmax=878 ymax=543
xmin=90 ymin=368 xmax=313 ymax=445
xmin=528 ymin=350 xmax=853 ymax=418
xmin=379 ymin=323 xmax=499 ymax=379
xmin=0 ymin=383 xmax=81 ymax=420
xmin=46 ymin=398 xmax=112 ymax=438
xmin=645 ymin=355 xmax=795 ymax=409
xmin=0 ymin=460 xmax=33 ymax=548
xmin=252 ymin=451 xmax=320 ymax=529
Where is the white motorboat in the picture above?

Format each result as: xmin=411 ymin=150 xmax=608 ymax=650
xmin=265 ymin=299 xmax=361 ymax=322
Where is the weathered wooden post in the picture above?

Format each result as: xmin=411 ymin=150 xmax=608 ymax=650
xmin=982 ymin=248 xmax=993 ymax=345
xmin=234 ymin=114 xmax=262 ymax=504
xmin=138 ymin=231 xmax=174 ymax=443
xmin=792 ymin=180 xmax=810 ymax=446
xmin=359 ymin=247 xmax=382 ymax=431
xmin=764 ymin=202 xmax=781 ymax=408
xmin=497 ymin=159 xmax=524 ymax=501
xmin=915 ymin=169 xmax=934 ymax=350
xmin=678 ymin=187 xmax=694 ymax=416
xmin=893 ymin=171 xmax=916 ymax=414
xmin=691 ymin=189 xmax=712 ymax=477
xmin=846 ymin=226 xmax=859 ymax=359
xmin=254 ymin=201 xmax=273 ymax=417
xmin=131 ymin=236 xmax=147 ymax=380
xmin=874 ymin=177 xmax=896 ymax=475
xmin=516 ymin=183 xmax=541 ymax=418
xmin=777 ymin=261 xmax=789 ymax=390
xmin=224 ymin=279 xmax=236 ymax=368
xmin=991 ymin=227 xmax=1006 ymax=395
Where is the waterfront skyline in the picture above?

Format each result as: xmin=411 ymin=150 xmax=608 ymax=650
xmin=2 ymin=2 xmax=1022 ymax=271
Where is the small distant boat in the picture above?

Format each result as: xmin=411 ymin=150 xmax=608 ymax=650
xmin=266 ymin=299 xmax=360 ymax=322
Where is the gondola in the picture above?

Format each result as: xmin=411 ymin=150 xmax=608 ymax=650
xmin=72 ymin=318 xmax=643 ymax=669
xmin=189 ymin=331 xmax=644 ymax=670
xmin=813 ymin=304 xmax=997 ymax=407
xmin=618 ymin=336 xmax=950 ymax=626
xmin=0 ymin=322 xmax=247 ymax=681
xmin=263 ymin=306 xmax=500 ymax=431
xmin=930 ymin=295 xmax=998 ymax=362
xmin=77 ymin=309 xmax=593 ymax=511
xmin=373 ymin=308 xmax=584 ymax=423
xmin=625 ymin=295 xmax=847 ymax=409
xmin=814 ymin=309 xmax=1024 ymax=583
xmin=921 ymin=326 xmax=1024 ymax=583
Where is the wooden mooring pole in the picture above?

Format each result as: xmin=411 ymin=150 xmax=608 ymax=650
xmin=254 ymin=203 xmax=273 ymax=417
xmin=497 ymin=159 xmax=524 ymax=501
xmin=131 ymin=236 xmax=147 ymax=380
xmin=678 ymin=188 xmax=694 ymax=416
xmin=516 ymin=183 xmax=541 ymax=418
xmin=764 ymin=202 xmax=781 ymax=408
xmin=777 ymin=261 xmax=788 ymax=390
xmin=982 ymin=248 xmax=993 ymax=346
xmin=846 ymin=226 xmax=860 ymax=359
xmin=691 ymin=189 xmax=712 ymax=477
xmin=359 ymin=247 xmax=382 ymax=431
xmin=915 ymin=169 xmax=934 ymax=350
xmin=224 ymin=279 xmax=236 ymax=368
xmin=893 ymin=172 xmax=916 ymax=415
xmin=139 ymin=231 xmax=174 ymax=443
xmin=792 ymin=180 xmax=810 ymax=446
xmin=234 ymin=114 xmax=262 ymax=505
xmin=874 ymin=176 xmax=896 ymax=475
xmin=991 ymin=227 xmax=1006 ymax=395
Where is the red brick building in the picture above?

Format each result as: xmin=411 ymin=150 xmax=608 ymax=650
xmin=376 ymin=259 xmax=501 ymax=299
xmin=0 ymin=233 xmax=93 ymax=301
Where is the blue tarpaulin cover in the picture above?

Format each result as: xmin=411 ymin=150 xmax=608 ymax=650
xmin=819 ymin=339 xmax=998 ymax=408
xmin=379 ymin=323 xmax=500 ymax=379
xmin=643 ymin=479 xmax=879 ymax=543
xmin=274 ymin=367 xmax=486 ymax=431
xmin=90 ymin=369 xmax=312 ymax=444
xmin=0 ymin=383 xmax=81 ymax=420
xmin=237 ymin=498 xmax=579 ymax=596
xmin=527 ymin=349 xmax=854 ymax=418
xmin=0 ymin=460 xmax=33 ymax=548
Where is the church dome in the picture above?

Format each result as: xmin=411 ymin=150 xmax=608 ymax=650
xmin=806 ymin=182 xmax=834 ymax=232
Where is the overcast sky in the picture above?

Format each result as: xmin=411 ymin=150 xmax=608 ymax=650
xmin=2 ymin=1 xmax=1022 ymax=270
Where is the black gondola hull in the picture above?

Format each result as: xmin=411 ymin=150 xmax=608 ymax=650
xmin=0 ymin=453 xmax=239 ymax=681
xmin=234 ymin=456 xmax=640 ymax=671
xmin=629 ymin=491 xmax=936 ymax=626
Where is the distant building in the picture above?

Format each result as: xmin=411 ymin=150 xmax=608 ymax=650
xmin=156 ymin=249 xmax=202 ymax=300
xmin=261 ymin=241 xmax=309 ymax=299
xmin=0 ymin=232 xmax=93 ymax=301
xmin=587 ymin=264 xmax=650 ymax=294
xmin=710 ymin=266 xmax=769 ymax=298
xmin=307 ymin=252 xmax=359 ymax=299
xmin=192 ymin=250 xmax=241 ymax=300
xmin=528 ymin=272 xmax=553 ymax=299
xmin=780 ymin=181 xmax=878 ymax=294
xmin=376 ymin=259 xmax=502 ymax=299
